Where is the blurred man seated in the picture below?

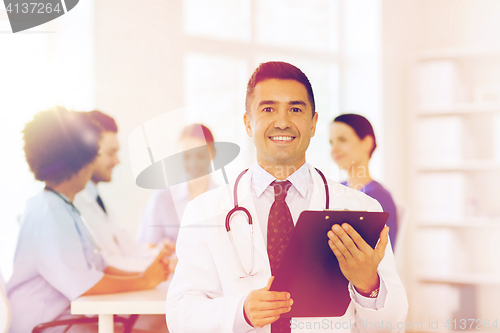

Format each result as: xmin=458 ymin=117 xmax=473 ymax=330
xmin=74 ymin=111 xmax=174 ymax=272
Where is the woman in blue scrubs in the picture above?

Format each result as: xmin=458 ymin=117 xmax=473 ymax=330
xmin=329 ymin=113 xmax=399 ymax=247
xmin=6 ymin=107 xmax=170 ymax=333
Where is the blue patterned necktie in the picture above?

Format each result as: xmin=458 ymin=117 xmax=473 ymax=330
xmin=267 ymin=180 xmax=293 ymax=333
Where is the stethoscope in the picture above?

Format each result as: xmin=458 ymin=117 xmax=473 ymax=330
xmin=225 ymin=168 xmax=330 ymax=278
xmin=45 ymin=187 xmax=102 ymax=255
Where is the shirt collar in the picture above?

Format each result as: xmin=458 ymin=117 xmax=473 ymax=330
xmin=84 ymin=181 xmax=99 ymax=200
xmin=251 ymin=162 xmax=311 ymax=198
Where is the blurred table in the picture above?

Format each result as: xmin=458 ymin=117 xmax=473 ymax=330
xmin=71 ymin=281 xmax=169 ymax=333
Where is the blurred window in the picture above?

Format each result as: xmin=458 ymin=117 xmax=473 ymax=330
xmin=183 ymin=0 xmax=381 ymax=180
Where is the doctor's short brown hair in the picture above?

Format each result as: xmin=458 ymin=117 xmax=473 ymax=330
xmin=88 ymin=110 xmax=118 ymax=133
xmin=245 ymin=61 xmax=316 ymax=117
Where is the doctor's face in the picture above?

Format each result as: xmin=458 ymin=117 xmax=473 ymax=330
xmin=244 ymin=79 xmax=318 ymax=173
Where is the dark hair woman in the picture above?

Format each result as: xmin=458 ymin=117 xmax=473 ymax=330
xmin=329 ymin=113 xmax=398 ymax=247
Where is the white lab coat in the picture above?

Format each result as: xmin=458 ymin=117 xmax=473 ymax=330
xmin=74 ymin=181 xmax=157 ymax=272
xmin=166 ymin=164 xmax=408 ymax=333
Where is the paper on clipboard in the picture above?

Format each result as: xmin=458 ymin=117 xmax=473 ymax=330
xmin=270 ymin=210 xmax=389 ymax=318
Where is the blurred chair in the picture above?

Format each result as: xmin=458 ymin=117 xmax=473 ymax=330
xmin=1 ymin=268 xmax=137 ymax=333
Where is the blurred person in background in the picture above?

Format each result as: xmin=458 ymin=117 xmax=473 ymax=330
xmin=74 ymin=111 xmax=173 ymax=272
xmin=137 ymin=124 xmax=218 ymax=251
xmin=73 ymin=110 xmax=173 ymax=332
xmin=329 ymin=113 xmax=398 ymax=246
xmin=6 ymin=107 xmax=169 ymax=333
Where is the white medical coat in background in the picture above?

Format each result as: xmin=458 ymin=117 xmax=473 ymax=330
xmin=74 ymin=181 xmax=157 ymax=272
xmin=137 ymin=179 xmax=219 ymax=245
xmin=166 ymin=164 xmax=408 ymax=333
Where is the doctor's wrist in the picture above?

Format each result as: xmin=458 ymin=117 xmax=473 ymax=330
xmin=354 ymin=275 xmax=380 ymax=297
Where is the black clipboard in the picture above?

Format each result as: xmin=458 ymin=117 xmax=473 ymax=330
xmin=270 ymin=210 xmax=389 ymax=318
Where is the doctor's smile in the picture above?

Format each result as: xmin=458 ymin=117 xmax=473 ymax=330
xmin=269 ymin=135 xmax=295 ymax=142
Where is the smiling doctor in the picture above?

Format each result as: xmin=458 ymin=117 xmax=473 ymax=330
xmin=166 ymin=61 xmax=408 ymax=333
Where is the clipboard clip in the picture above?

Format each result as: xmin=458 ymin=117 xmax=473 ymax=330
xmin=322 ymin=209 xmax=368 ymax=220
xmin=323 ymin=209 xmax=368 ymax=212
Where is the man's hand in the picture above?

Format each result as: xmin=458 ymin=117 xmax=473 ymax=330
xmin=142 ymin=250 xmax=171 ymax=288
xmin=158 ymin=238 xmax=176 ymax=257
xmin=243 ymin=277 xmax=293 ymax=328
xmin=327 ymin=224 xmax=389 ymax=295
xmin=168 ymin=253 xmax=179 ymax=272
